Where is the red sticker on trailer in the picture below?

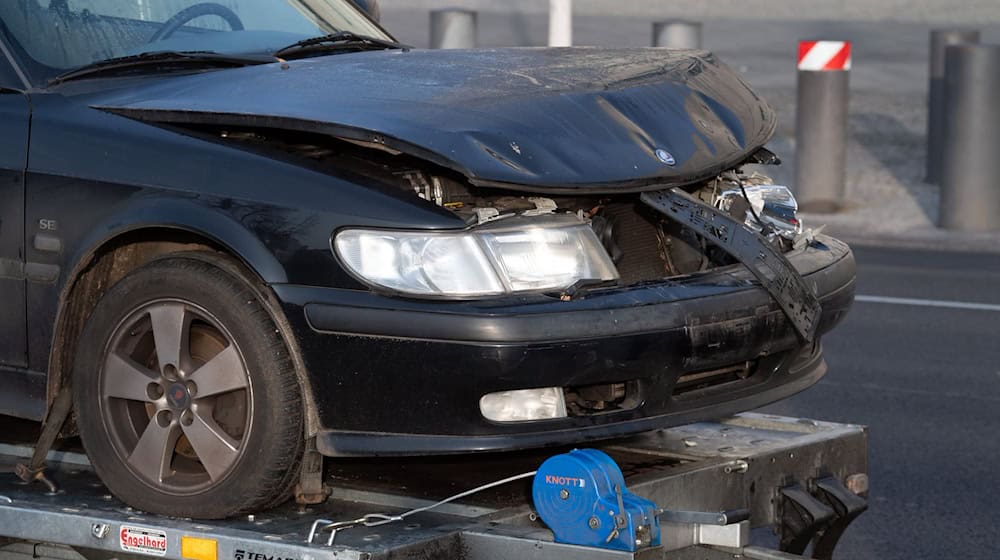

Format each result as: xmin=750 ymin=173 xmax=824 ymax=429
xmin=120 ymin=525 xmax=168 ymax=557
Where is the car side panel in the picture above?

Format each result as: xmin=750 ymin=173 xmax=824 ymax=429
xmin=0 ymin=91 xmax=29 ymax=368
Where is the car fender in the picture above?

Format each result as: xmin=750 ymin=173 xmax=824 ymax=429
xmin=63 ymin=195 xmax=288 ymax=289
xmin=44 ymin=196 xmax=298 ymax=417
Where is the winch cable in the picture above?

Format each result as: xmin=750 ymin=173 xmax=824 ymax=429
xmin=309 ymin=470 xmax=537 ymax=544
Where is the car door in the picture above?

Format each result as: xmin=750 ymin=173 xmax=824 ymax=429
xmin=0 ymin=48 xmax=29 ymax=368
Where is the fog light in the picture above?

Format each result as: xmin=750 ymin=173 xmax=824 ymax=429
xmin=480 ymin=388 xmax=568 ymax=422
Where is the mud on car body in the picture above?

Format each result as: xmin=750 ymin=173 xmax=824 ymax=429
xmin=0 ymin=0 xmax=854 ymax=518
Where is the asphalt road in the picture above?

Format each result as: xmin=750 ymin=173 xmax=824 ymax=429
xmin=760 ymin=244 xmax=1000 ymax=559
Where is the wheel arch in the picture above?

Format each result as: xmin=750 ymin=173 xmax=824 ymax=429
xmin=49 ymin=201 xmax=319 ymax=436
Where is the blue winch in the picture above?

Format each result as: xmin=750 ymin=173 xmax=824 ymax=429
xmin=533 ymin=449 xmax=751 ymax=552
xmin=532 ymin=449 xmax=661 ymax=551
xmin=307 ymin=447 xmax=750 ymax=551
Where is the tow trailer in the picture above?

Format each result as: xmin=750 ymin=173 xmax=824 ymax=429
xmin=0 ymin=413 xmax=867 ymax=560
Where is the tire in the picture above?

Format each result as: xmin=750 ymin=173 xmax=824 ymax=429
xmin=73 ymin=252 xmax=304 ymax=519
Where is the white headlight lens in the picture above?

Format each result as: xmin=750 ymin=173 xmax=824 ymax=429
xmin=335 ymin=222 xmax=619 ymax=297
xmin=480 ymin=225 xmax=619 ymax=292
xmin=335 ymin=231 xmax=504 ymax=296
xmin=480 ymin=388 xmax=568 ymax=422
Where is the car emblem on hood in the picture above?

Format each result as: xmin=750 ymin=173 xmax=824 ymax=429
xmin=655 ymin=149 xmax=676 ymax=166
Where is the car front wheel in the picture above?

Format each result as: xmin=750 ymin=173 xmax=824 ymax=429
xmin=73 ymin=252 xmax=303 ymax=518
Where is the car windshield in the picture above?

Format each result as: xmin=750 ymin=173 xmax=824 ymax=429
xmin=0 ymin=0 xmax=391 ymax=84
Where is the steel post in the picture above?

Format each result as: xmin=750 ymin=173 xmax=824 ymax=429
xmin=926 ymin=29 xmax=979 ymax=184
xmin=652 ymin=20 xmax=702 ymax=49
xmin=548 ymin=0 xmax=573 ymax=47
xmin=430 ymin=9 xmax=476 ymax=50
xmin=794 ymin=41 xmax=850 ymax=213
xmin=940 ymin=44 xmax=1000 ymax=231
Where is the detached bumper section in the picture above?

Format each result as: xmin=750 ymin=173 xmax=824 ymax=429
xmin=273 ymin=236 xmax=855 ymax=457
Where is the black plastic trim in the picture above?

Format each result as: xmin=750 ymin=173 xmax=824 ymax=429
xmin=641 ymin=188 xmax=821 ymax=342
xmin=315 ymin=348 xmax=826 ymax=457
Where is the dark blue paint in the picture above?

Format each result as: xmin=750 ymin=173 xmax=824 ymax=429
xmin=81 ymin=48 xmax=776 ymax=191
xmin=0 ymin=92 xmax=29 ymax=368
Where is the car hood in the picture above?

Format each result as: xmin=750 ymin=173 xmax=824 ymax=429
xmin=89 ymin=47 xmax=776 ymax=192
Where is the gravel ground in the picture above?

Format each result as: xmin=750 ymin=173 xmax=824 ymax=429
xmin=378 ymin=10 xmax=1000 ymax=249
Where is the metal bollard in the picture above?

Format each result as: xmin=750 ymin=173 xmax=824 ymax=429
xmin=926 ymin=29 xmax=980 ymax=184
xmin=652 ymin=20 xmax=702 ymax=49
xmin=430 ymin=9 xmax=476 ymax=49
xmin=548 ymin=0 xmax=573 ymax=47
xmin=939 ymin=45 xmax=1000 ymax=231
xmin=794 ymin=40 xmax=851 ymax=213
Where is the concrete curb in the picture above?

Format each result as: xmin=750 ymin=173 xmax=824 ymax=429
xmin=819 ymin=225 xmax=1000 ymax=255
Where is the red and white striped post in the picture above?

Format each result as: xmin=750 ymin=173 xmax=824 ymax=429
xmin=794 ymin=40 xmax=851 ymax=213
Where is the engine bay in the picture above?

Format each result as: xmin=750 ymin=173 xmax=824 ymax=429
xmin=201 ymin=125 xmax=813 ymax=285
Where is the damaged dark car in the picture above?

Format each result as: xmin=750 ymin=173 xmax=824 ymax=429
xmin=0 ymin=0 xmax=854 ymax=519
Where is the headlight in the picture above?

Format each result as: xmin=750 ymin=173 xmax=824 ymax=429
xmin=717 ymin=184 xmax=802 ymax=239
xmin=334 ymin=218 xmax=619 ymax=297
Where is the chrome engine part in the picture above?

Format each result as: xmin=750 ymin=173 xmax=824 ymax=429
xmin=709 ymin=173 xmax=804 ymax=240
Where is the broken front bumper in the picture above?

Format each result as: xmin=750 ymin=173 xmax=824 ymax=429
xmin=272 ymin=235 xmax=855 ymax=457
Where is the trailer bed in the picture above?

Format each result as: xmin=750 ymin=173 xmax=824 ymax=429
xmin=0 ymin=413 xmax=867 ymax=560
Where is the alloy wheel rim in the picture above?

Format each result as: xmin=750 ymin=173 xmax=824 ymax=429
xmin=99 ymin=299 xmax=254 ymax=495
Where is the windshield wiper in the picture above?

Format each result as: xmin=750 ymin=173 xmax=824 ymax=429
xmin=50 ymin=51 xmax=277 ymax=85
xmin=274 ymin=31 xmax=409 ymax=60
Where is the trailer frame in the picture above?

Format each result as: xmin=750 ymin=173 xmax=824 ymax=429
xmin=0 ymin=413 xmax=867 ymax=560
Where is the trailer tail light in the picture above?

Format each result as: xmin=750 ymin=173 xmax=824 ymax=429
xmin=181 ymin=536 xmax=217 ymax=560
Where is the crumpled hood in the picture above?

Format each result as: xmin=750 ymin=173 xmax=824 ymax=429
xmin=89 ymin=47 xmax=777 ymax=192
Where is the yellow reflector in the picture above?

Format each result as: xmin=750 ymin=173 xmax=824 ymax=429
xmin=181 ymin=537 xmax=217 ymax=560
